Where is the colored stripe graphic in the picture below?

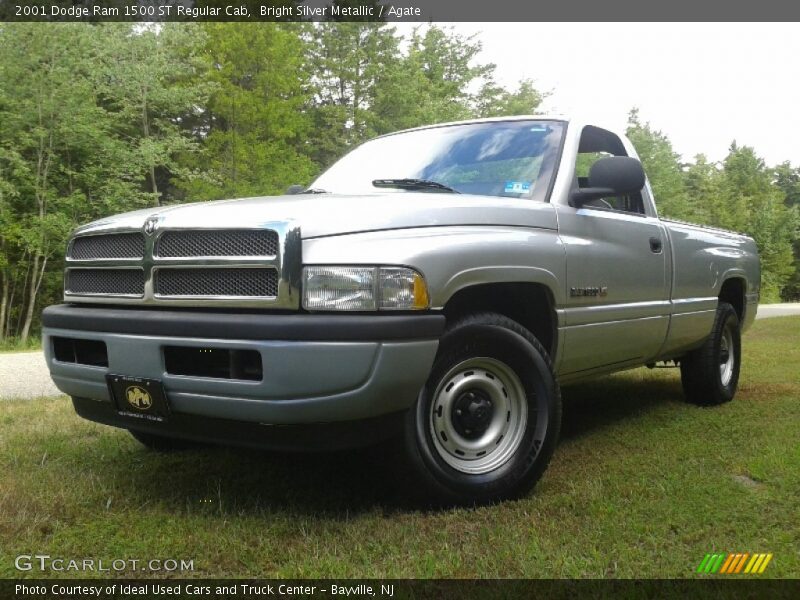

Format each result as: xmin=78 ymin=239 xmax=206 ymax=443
xmin=697 ymin=554 xmax=711 ymax=573
xmin=734 ymin=553 xmax=749 ymax=573
xmin=697 ymin=553 xmax=726 ymax=573
xmin=701 ymin=552 xmax=773 ymax=575
xmin=744 ymin=554 xmax=759 ymax=573
xmin=758 ymin=553 xmax=773 ymax=574
xmin=720 ymin=553 xmax=737 ymax=574
xmin=750 ymin=554 xmax=766 ymax=573
xmin=711 ymin=554 xmax=726 ymax=573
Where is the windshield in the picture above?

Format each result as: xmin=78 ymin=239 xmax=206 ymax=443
xmin=311 ymin=120 xmax=565 ymax=201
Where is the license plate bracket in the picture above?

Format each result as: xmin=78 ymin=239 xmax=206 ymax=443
xmin=107 ymin=375 xmax=171 ymax=422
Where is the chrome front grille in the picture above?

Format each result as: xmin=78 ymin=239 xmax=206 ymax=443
xmin=156 ymin=268 xmax=278 ymax=298
xmin=156 ymin=230 xmax=279 ymax=258
xmin=66 ymin=269 xmax=145 ymax=296
xmin=63 ymin=221 xmax=300 ymax=308
xmin=69 ymin=233 xmax=144 ymax=260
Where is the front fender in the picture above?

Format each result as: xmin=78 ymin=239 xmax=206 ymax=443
xmin=301 ymin=225 xmax=567 ymax=309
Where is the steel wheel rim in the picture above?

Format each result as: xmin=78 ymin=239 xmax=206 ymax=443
xmin=429 ymin=357 xmax=528 ymax=475
xmin=719 ymin=325 xmax=735 ymax=386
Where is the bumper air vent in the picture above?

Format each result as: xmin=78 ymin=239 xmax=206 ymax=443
xmin=164 ymin=346 xmax=262 ymax=381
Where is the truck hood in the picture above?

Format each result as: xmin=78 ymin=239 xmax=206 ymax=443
xmin=73 ymin=193 xmax=558 ymax=238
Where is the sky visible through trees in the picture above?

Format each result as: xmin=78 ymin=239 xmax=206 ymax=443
xmin=0 ymin=23 xmax=798 ymax=341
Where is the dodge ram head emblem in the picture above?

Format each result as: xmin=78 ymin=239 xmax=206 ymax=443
xmin=143 ymin=217 xmax=158 ymax=235
xmin=125 ymin=386 xmax=153 ymax=410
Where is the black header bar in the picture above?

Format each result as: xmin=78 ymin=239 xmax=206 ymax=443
xmin=2 ymin=0 xmax=800 ymax=22
xmin=4 ymin=578 xmax=799 ymax=599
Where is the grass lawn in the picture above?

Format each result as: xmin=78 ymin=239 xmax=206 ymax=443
xmin=1 ymin=317 xmax=798 ymax=579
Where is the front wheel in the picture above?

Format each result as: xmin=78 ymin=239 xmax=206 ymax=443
xmin=403 ymin=312 xmax=561 ymax=506
xmin=680 ymin=301 xmax=741 ymax=406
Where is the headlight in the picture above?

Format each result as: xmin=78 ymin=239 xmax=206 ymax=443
xmin=303 ymin=266 xmax=429 ymax=311
xmin=303 ymin=267 xmax=376 ymax=311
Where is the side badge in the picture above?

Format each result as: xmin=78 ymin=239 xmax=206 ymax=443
xmin=570 ymin=286 xmax=609 ymax=298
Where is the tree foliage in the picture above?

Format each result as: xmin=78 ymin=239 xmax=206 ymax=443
xmin=626 ymin=109 xmax=693 ymax=220
xmin=180 ymin=23 xmax=316 ymax=200
xmin=94 ymin=23 xmax=212 ymax=206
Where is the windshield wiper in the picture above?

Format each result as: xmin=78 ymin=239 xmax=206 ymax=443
xmin=372 ymin=178 xmax=460 ymax=193
xmin=300 ymin=188 xmax=329 ymax=194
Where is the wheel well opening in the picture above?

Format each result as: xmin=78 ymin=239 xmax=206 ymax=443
xmin=719 ymin=278 xmax=745 ymax=322
xmin=443 ymin=283 xmax=557 ymax=356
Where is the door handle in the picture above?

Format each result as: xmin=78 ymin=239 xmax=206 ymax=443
xmin=649 ymin=237 xmax=663 ymax=253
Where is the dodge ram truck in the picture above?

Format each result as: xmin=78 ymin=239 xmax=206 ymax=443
xmin=42 ymin=116 xmax=760 ymax=504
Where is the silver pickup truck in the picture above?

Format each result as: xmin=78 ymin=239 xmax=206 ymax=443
xmin=42 ymin=116 xmax=760 ymax=504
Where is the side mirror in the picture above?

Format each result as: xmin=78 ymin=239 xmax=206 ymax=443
xmin=285 ymin=185 xmax=305 ymax=195
xmin=570 ymin=156 xmax=645 ymax=207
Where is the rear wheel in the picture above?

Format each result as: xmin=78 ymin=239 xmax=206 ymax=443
xmin=403 ymin=312 xmax=561 ymax=506
xmin=680 ymin=301 xmax=741 ymax=406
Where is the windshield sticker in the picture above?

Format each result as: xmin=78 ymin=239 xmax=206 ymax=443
xmin=504 ymin=181 xmax=532 ymax=194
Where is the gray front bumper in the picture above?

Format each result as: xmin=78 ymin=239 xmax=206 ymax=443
xmin=43 ymin=307 xmax=442 ymax=425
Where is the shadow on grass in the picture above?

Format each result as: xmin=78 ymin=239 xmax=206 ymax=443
xmin=115 ymin=438 xmax=402 ymax=517
xmin=559 ymin=371 xmax=684 ymax=442
xmin=106 ymin=372 xmax=685 ymax=516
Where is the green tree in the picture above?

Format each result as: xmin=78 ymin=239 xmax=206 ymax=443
xmin=0 ymin=24 xmax=105 ymax=340
xmin=308 ymin=21 xmax=400 ymax=166
xmin=719 ymin=143 xmax=798 ymax=301
xmin=683 ymin=154 xmax=721 ymax=224
xmin=369 ymin=25 xmax=545 ymax=139
xmin=95 ymin=23 xmax=212 ymax=206
xmin=0 ymin=147 xmax=23 ymax=339
xmin=403 ymin=26 xmax=493 ymax=121
xmin=181 ymin=23 xmax=317 ymax=199
xmin=626 ymin=109 xmax=693 ymax=220
xmin=475 ymin=79 xmax=546 ymax=118
xmin=371 ymin=26 xmax=497 ymax=135
xmin=773 ymin=162 xmax=800 ymax=299
xmin=773 ymin=161 xmax=800 ymax=208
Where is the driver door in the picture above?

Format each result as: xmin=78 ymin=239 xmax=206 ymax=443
xmin=556 ymin=128 xmax=670 ymax=375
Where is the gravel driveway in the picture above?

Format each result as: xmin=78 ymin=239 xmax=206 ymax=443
xmin=0 ymin=351 xmax=60 ymax=400
xmin=755 ymin=302 xmax=800 ymax=319
xmin=2 ymin=303 xmax=799 ymax=401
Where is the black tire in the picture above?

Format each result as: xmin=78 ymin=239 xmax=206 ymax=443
xmin=129 ymin=429 xmax=197 ymax=452
xmin=680 ymin=301 xmax=741 ymax=406
xmin=403 ymin=312 xmax=561 ymax=506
